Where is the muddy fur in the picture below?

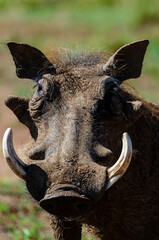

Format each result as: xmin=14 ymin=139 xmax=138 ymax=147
xmin=5 ymin=40 xmax=159 ymax=240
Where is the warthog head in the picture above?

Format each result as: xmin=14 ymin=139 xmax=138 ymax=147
xmin=3 ymin=40 xmax=148 ymax=220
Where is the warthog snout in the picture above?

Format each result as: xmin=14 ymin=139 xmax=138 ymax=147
xmin=40 ymin=186 xmax=91 ymax=218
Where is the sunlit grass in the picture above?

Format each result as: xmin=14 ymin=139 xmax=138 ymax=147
xmin=0 ymin=180 xmax=52 ymax=240
xmin=0 ymin=180 xmax=93 ymax=240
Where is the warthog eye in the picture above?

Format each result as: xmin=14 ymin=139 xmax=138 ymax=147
xmin=35 ymin=75 xmax=55 ymax=101
xmin=37 ymin=84 xmax=44 ymax=97
xmin=29 ymin=74 xmax=56 ymax=119
xmin=97 ymin=77 xmax=124 ymax=117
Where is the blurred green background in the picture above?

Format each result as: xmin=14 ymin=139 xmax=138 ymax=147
xmin=0 ymin=0 xmax=159 ymax=239
xmin=0 ymin=0 xmax=159 ymax=101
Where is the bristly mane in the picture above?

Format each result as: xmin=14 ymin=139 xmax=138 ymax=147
xmin=46 ymin=48 xmax=106 ymax=67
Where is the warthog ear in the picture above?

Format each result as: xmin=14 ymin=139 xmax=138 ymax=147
xmin=5 ymin=96 xmax=38 ymax=139
xmin=7 ymin=42 xmax=56 ymax=79
xmin=103 ymin=40 xmax=149 ymax=82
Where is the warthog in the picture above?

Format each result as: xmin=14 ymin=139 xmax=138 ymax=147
xmin=3 ymin=40 xmax=159 ymax=240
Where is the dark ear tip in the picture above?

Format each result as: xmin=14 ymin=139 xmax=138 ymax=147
xmin=123 ymin=39 xmax=149 ymax=50
xmin=7 ymin=42 xmax=28 ymax=51
xmin=4 ymin=95 xmax=14 ymax=106
xmin=140 ymin=39 xmax=149 ymax=46
xmin=7 ymin=41 xmax=18 ymax=48
xmin=7 ymin=41 xmax=13 ymax=46
xmin=4 ymin=95 xmax=29 ymax=108
xmin=144 ymin=39 xmax=149 ymax=43
xmin=7 ymin=42 xmax=21 ymax=53
xmin=132 ymin=39 xmax=149 ymax=48
xmin=7 ymin=42 xmax=15 ymax=52
xmin=7 ymin=41 xmax=14 ymax=45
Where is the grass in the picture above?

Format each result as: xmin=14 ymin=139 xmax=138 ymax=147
xmin=0 ymin=180 xmax=52 ymax=240
xmin=14 ymin=80 xmax=35 ymax=98
xmin=0 ymin=180 xmax=94 ymax=240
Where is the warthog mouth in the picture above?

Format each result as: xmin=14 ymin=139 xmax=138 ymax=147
xmin=39 ymin=184 xmax=91 ymax=219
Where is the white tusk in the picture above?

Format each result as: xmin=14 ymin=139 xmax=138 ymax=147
xmin=106 ymin=132 xmax=132 ymax=190
xmin=2 ymin=128 xmax=27 ymax=180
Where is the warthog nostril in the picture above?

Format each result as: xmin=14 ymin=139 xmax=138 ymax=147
xmin=76 ymin=203 xmax=88 ymax=210
xmin=47 ymin=203 xmax=55 ymax=210
xmin=39 ymin=192 xmax=91 ymax=217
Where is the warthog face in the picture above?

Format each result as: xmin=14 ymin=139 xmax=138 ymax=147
xmin=3 ymin=40 xmax=148 ymax=220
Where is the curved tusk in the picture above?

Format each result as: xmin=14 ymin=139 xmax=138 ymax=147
xmin=106 ymin=132 xmax=132 ymax=190
xmin=2 ymin=128 xmax=28 ymax=180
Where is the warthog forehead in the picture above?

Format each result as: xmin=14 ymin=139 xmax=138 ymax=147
xmin=50 ymin=65 xmax=104 ymax=95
